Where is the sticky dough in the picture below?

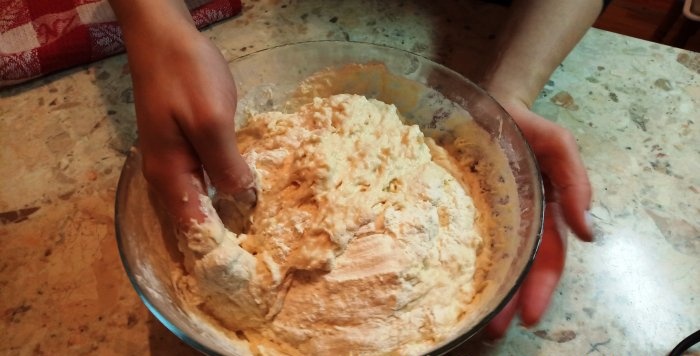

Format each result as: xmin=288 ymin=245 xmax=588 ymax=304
xmin=173 ymin=94 xmax=483 ymax=355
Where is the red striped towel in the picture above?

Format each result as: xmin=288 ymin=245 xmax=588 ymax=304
xmin=0 ymin=0 xmax=242 ymax=87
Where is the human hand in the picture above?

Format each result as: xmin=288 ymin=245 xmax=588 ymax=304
xmin=125 ymin=21 xmax=254 ymax=227
xmin=485 ymin=98 xmax=593 ymax=338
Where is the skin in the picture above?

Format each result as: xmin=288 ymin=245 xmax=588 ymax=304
xmin=109 ymin=0 xmax=255 ymax=227
xmin=111 ymin=0 xmax=597 ymax=340
xmin=479 ymin=0 xmax=600 ymax=338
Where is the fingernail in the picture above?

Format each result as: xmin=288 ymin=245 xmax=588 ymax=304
xmin=233 ymin=187 xmax=257 ymax=206
xmin=584 ymin=210 xmax=595 ymax=242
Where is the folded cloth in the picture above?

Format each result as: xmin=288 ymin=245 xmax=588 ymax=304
xmin=0 ymin=0 xmax=242 ymax=87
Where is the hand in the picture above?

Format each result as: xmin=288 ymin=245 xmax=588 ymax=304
xmin=126 ymin=22 xmax=253 ymax=227
xmin=485 ymin=98 xmax=593 ymax=338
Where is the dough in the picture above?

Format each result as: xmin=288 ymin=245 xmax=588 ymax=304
xmin=173 ymin=94 xmax=484 ymax=355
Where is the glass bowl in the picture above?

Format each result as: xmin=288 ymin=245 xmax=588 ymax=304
xmin=115 ymin=41 xmax=543 ymax=355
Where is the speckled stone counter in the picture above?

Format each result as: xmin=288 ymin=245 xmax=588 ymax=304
xmin=1 ymin=1 xmax=698 ymax=355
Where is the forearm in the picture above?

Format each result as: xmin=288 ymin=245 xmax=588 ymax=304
xmin=109 ymin=0 xmax=195 ymax=50
xmin=109 ymin=0 xmax=206 ymax=86
xmin=482 ymin=0 xmax=602 ymax=107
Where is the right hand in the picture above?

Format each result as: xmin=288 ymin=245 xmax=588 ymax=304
xmin=126 ymin=21 xmax=254 ymax=227
xmin=484 ymin=97 xmax=593 ymax=338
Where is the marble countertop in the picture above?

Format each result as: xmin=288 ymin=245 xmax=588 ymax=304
xmin=1 ymin=1 xmax=698 ymax=355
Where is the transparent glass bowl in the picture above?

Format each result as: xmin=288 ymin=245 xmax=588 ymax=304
xmin=115 ymin=41 xmax=543 ymax=355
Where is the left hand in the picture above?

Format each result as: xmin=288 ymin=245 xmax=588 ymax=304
xmin=485 ymin=98 xmax=593 ymax=338
xmin=126 ymin=22 xmax=254 ymax=228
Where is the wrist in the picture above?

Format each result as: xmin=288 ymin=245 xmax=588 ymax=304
xmin=482 ymin=78 xmax=532 ymax=110
xmin=480 ymin=57 xmax=551 ymax=110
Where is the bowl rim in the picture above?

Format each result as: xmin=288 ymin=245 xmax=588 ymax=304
xmin=114 ymin=149 xmax=228 ymax=356
xmin=115 ymin=39 xmax=544 ymax=356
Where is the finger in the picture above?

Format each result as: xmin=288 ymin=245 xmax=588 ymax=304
xmin=520 ymin=202 xmax=567 ymax=326
xmin=139 ymin=120 xmax=208 ymax=227
xmin=179 ymin=87 xmax=255 ymax=203
xmin=510 ymin=105 xmax=593 ymax=242
xmin=485 ymin=290 xmax=520 ymax=340
xmin=537 ymin=127 xmax=593 ymax=242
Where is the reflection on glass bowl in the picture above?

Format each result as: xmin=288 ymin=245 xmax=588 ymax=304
xmin=115 ymin=41 xmax=543 ymax=355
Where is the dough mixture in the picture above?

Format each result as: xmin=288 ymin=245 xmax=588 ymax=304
xmin=173 ymin=94 xmax=484 ymax=355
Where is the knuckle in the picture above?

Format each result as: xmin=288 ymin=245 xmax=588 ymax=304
xmin=548 ymin=127 xmax=577 ymax=150
xmin=557 ymin=127 xmax=576 ymax=143
xmin=141 ymin=156 xmax=166 ymax=186
xmin=194 ymin=104 xmax=234 ymax=134
xmin=174 ymin=99 xmax=234 ymax=138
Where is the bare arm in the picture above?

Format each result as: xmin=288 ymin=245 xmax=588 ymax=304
xmin=109 ymin=0 xmax=194 ymax=38
xmin=482 ymin=0 xmax=602 ymax=106
xmin=109 ymin=0 xmax=254 ymax=226
xmin=480 ymin=0 xmax=601 ymax=338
